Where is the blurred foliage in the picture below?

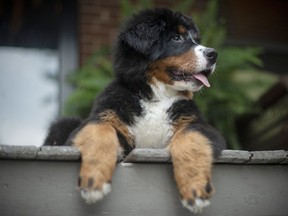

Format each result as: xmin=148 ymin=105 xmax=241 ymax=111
xmin=120 ymin=0 xmax=153 ymax=17
xmin=65 ymin=0 xmax=277 ymax=149
xmin=65 ymin=47 xmax=113 ymax=116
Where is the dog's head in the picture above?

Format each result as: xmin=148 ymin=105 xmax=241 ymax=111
xmin=116 ymin=8 xmax=217 ymax=93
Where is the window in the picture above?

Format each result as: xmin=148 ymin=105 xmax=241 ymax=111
xmin=0 ymin=0 xmax=78 ymax=146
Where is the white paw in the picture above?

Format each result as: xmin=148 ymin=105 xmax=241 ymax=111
xmin=80 ymin=183 xmax=111 ymax=204
xmin=181 ymin=198 xmax=210 ymax=214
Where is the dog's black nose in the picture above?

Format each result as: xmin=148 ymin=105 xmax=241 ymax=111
xmin=203 ymin=48 xmax=217 ymax=63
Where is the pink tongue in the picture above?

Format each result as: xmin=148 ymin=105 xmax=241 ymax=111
xmin=193 ymin=73 xmax=210 ymax=87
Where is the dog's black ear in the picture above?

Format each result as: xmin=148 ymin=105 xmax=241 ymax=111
xmin=121 ymin=20 xmax=166 ymax=55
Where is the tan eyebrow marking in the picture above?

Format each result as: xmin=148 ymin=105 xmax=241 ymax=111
xmin=178 ymin=25 xmax=186 ymax=34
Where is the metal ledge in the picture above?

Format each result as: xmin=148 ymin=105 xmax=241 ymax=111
xmin=0 ymin=145 xmax=287 ymax=164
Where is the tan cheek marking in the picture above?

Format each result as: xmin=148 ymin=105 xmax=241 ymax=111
xmin=147 ymin=50 xmax=198 ymax=85
xmin=99 ymin=110 xmax=134 ymax=147
xmin=73 ymin=123 xmax=118 ymax=189
xmin=172 ymin=50 xmax=198 ymax=70
xmin=169 ymin=129 xmax=214 ymax=200
xmin=159 ymin=51 xmax=197 ymax=71
xmin=148 ymin=61 xmax=173 ymax=85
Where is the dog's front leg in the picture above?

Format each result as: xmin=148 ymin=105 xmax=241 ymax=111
xmin=169 ymin=128 xmax=214 ymax=213
xmin=72 ymin=123 xmax=119 ymax=204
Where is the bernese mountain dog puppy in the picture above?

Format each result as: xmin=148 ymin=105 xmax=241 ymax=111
xmin=44 ymin=8 xmax=226 ymax=213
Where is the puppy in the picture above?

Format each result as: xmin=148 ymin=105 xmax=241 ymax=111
xmin=44 ymin=8 xmax=226 ymax=213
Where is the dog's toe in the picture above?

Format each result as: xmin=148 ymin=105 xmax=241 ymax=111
xmin=181 ymin=198 xmax=210 ymax=214
xmin=80 ymin=183 xmax=112 ymax=204
xmin=178 ymin=176 xmax=214 ymax=213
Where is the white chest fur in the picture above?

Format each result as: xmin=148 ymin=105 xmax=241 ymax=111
xmin=128 ymin=80 xmax=186 ymax=149
xmin=129 ymin=97 xmax=177 ymax=148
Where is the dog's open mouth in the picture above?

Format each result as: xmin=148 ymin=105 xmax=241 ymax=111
xmin=168 ymin=69 xmax=212 ymax=87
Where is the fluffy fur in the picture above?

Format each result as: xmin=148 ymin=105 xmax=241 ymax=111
xmin=44 ymin=8 xmax=226 ymax=213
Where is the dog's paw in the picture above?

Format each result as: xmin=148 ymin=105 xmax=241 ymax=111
xmin=80 ymin=182 xmax=111 ymax=204
xmin=180 ymin=179 xmax=214 ymax=214
xmin=78 ymin=161 xmax=114 ymax=204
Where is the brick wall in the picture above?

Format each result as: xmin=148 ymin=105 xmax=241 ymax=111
xmin=78 ymin=0 xmax=120 ymax=65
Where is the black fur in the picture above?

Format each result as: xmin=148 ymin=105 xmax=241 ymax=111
xmin=43 ymin=117 xmax=82 ymax=146
xmin=89 ymin=80 xmax=143 ymax=125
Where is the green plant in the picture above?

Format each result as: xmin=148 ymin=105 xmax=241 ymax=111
xmin=65 ymin=0 xmax=276 ymax=149
xmin=65 ymin=47 xmax=113 ymax=117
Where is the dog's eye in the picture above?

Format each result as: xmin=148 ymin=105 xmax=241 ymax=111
xmin=172 ymin=35 xmax=184 ymax=42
